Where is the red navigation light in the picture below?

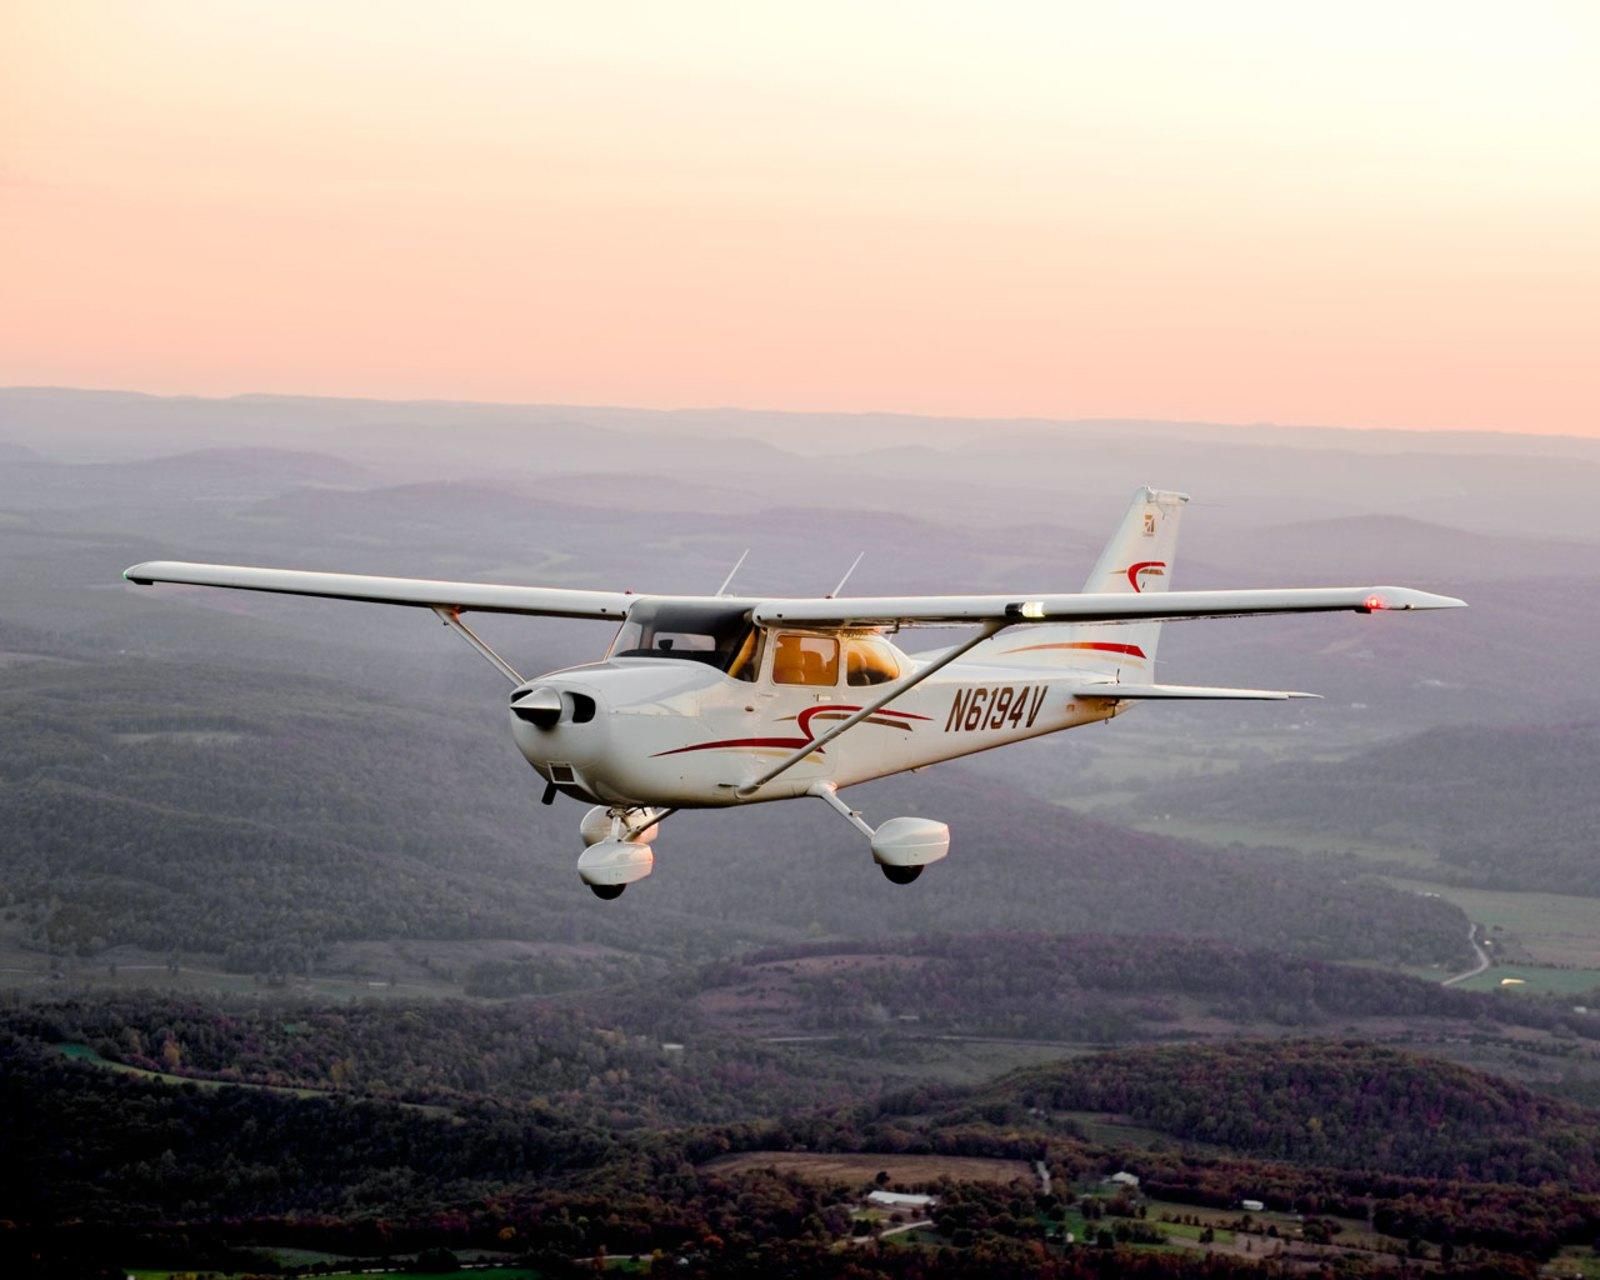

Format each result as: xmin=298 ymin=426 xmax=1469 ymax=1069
xmin=1363 ymin=594 xmax=1386 ymax=612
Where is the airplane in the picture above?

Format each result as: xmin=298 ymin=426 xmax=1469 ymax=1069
xmin=124 ymin=487 xmax=1464 ymax=899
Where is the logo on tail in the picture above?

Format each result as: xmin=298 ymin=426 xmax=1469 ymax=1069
xmin=1122 ymin=560 xmax=1166 ymax=592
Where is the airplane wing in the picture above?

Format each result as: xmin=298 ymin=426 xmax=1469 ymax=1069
xmin=123 ymin=561 xmax=633 ymax=620
xmin=124 ymin=565 xmax=1463 ymax=629
xmin=751 ymin=585 xmax=1464 ymax=628
xmin=1069 ymin=682 xmax=1319 ymax=700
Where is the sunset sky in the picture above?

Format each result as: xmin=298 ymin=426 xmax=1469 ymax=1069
xmin=2 ymin=1 xmax=1596 ymax=433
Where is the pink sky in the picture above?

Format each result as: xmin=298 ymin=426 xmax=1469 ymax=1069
xmin=2 ymin=2 xmax=1596 ymax=433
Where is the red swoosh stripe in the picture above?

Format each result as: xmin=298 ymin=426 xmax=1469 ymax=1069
xmin=654 ymin=703 xmax=931 ymax=758
xmin=1001 ymin=640 xmax=1147 ymax=659
xmin=1124 ymin=560 xmax=1166 ymax=592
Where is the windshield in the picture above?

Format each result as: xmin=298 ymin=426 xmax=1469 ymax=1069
xmin=608 ymin=600 xmax=761 ymax=679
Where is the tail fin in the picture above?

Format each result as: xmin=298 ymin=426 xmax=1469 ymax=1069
xmin=991 ymin=487 xmax=1189 ymax=672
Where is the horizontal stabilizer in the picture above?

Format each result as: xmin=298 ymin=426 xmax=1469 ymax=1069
xmin=1070 ymin=682 xmax=1319 ymax=701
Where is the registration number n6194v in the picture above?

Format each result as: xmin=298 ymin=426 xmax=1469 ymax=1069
xmin=944 ymin=685 xmax=1048 ymax=733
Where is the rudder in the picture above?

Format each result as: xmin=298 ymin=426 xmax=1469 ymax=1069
xmin=991 ymin=487 xmax=1188 ymax=673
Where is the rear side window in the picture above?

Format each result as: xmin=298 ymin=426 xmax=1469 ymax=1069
xmin=845 ymin=637 xmax=902 ymax=686
xmin=772 ymin=634 xmax=839 ymax=686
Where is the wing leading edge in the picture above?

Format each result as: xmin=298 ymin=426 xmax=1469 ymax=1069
xmin=752 ymin=585 xmax=1465 ymax=628
xmin=123 ymin=561 xmax=633 ymax=620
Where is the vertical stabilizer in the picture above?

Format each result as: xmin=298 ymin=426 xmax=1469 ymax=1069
xmin=990 ymin=487 xmax=1189 ymax=672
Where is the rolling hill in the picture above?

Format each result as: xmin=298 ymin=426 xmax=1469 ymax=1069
xmin=1135 ymin=723 xmax=1600 ymax=895
xmin=0 ymin=644 xmax=1474 ymax=979
xmin=979 ymin=1040 xmax=1600 ymax=1188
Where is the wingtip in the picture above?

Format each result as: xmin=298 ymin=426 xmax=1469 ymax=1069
xmin=1367 ymin=586 xmax=1468 ymax=611
xmin=123 ymin=563 xmax=153 ymax=586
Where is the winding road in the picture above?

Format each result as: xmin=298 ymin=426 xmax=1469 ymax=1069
xmin=1442 ymin=923 xmax=1491 ymax=987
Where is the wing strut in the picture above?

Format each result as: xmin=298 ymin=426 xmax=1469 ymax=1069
xmin=432 ymin=606 xmax=523 ymax=685
xmin=736 ymin=621 xmax=1006 ymax=797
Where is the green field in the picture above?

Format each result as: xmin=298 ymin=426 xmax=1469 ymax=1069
xmin=1450 ymin=964 xmax=1600 ymax=997
xmin=54 ymin=1043 xmax=456 ymax=1113
xmin=1390 ymin=880 xmax=1600 ymax=938
xmin=1550 ymin=1246 xmax=1600 ymax=1278
xmin=1387 ymin=879 xmax=1600 ymax=975
xmin=56 ymin=1043 xmax=332 ymax=1098
xmin=1047 ymin=800 xmax=1600 ymax=993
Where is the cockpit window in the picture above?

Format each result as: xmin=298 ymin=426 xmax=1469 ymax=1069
xmin=845 ymin=636 xmax=902 ymax=686
xmin=773 ymin=633 xmax=840 ymax=686
xmin=608 ymin=600 xmax=760 ymax=678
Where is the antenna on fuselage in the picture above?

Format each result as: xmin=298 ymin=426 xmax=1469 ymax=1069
xmin=715 ymin=549 xmax=750 ymax=598
xmin=827 ymin=552 xmax=864 ymax=599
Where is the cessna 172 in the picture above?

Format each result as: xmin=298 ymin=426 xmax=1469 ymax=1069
xmin=125 ymin=488 xmax=1463 ymax=898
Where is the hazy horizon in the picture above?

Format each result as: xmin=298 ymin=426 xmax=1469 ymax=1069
xmin=4 ymin=381 xmax=1598 ymax=451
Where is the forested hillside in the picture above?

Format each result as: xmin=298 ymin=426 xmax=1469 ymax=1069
xmin=0 ymin=649 xmax=1473 ymax=976
xmin=987 ymin=1040 xmax=1600 ymax=1187
xmin=4 ymin=994 xmax=856 ymax=1125
xmin=8 ymin=1014 xmax=1598 ymax=1274
xmin=670 ymin=933 xmax=1595 ymax=1042
xmin=5 ymin=403 xmax=1600 ymax=1276
xmin=1140 ymin=723 xmax=1600 ymax=894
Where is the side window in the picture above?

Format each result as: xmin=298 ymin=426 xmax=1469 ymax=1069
xmin=772 ymin=633 xmax=840 ymax=686
xmin=845 ymin=637 xmax=902 ymax=686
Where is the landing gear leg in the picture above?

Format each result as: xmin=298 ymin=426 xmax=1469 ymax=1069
xmin=808 ymin=782 xmax=949 ymax=885
xmin=576 ymin=806 xmax=676 ymax=899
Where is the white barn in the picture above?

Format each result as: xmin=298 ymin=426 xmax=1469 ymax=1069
xmin=867 ymin=1190 xmax=937 ymax=1210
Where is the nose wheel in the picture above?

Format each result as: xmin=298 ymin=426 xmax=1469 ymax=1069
xmin=577 ymin=806 xmax=673 ymax=900
xmin=880 ymin=864 xmax=923 ymax=885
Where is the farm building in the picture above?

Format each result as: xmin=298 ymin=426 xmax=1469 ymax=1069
xmin=867 ymin=1191 xmax=937 ymax=1210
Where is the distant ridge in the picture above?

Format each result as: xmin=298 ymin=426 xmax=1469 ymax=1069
xmin=5 ymin=384 xmax=1600 ymax=455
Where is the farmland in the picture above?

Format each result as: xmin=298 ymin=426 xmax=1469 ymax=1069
xmin=700 ymin=1151 xmax=1036 ymax=1189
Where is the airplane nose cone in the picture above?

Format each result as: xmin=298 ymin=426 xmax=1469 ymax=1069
xmin=510 ymin=685 xmax=563 ymax=728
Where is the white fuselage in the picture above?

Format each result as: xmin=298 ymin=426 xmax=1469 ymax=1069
xmin=509 ymin=632 xmax=1124 ymax=809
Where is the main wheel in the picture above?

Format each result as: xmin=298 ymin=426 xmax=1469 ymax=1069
xmin=880 ymin=864 xmax=923 ymax=885
xmin=589 ymin=882 xmax=626 ymax=900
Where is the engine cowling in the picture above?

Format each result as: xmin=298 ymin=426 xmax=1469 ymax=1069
xmin=870 ymin=817 xmax=950 ymax=868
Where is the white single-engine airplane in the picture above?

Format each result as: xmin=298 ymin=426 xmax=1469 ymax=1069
xmin=126 ymin=488 xmax=1463 ymax=898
